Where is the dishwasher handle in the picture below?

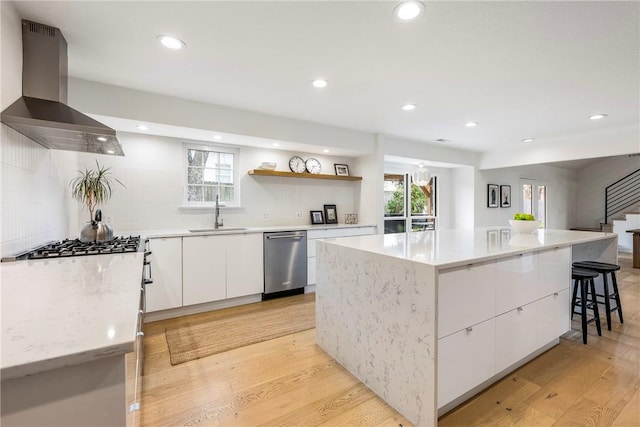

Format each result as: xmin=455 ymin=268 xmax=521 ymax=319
xmin=266 ymin=233 xmax=305 ymax=240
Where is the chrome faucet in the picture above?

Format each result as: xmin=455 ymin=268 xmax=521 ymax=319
xmin=214 ymin=194 xmax=224 ymax=229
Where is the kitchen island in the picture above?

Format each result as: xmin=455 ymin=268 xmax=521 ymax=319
xmin=315 ymin=227 xmax=617 ymax=426
xmin=1 ymin=253 xmax=144 ymax=426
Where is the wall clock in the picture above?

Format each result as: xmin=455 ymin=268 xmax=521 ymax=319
xmin=305 ymin=158 xmax=322 ymax=174
xmin=289 ymin=156 xmax=306 ymax=173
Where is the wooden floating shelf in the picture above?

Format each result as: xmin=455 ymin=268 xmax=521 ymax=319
xmin=248 ymin=169 xmax=362 ymax=181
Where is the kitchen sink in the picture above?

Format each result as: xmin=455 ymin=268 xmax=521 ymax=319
xmin=188 ymin=227 xmax=248 ymax=233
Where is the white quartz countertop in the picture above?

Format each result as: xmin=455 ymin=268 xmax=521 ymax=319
xmin=321 ymin=227 xmax=617 ymax=269
xmin=1 ymin=253 xmax=144 ymax=380
xmin=137 ymin=223 xmax=376 ymax=239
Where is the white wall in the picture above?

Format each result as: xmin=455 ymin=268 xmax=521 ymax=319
xmin=474 ymin=164 xmax=577 ymax=229
xmin=575 ymin=154 xmax=640 ymax=228
xmin=451 ymin=166 xmax=476 ymax=229
xmin=73 ymin=132 xmax=363 ymax=232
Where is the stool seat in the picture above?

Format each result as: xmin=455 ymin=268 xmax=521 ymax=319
xmin=572 ymin=268 xmax=599 ymax=279
xmin=572 ymin=261 xmax=621 ymax=273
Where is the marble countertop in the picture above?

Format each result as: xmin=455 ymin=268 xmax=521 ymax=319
xmin=1 ymin=252 xmax=144 ymax=380
xmin=321 ymin=227 xmax=617 ymax=269
xmin=138 ymin=223 xmax=376 ymax=239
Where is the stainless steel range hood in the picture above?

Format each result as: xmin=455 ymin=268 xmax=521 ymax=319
xmin=1 ymin=20 xmax=124 ymax=156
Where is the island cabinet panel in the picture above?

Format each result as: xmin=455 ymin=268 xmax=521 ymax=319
xmin=226 ymin=233 xmax=264 ymax=298
xmin=537 ymin=247 xmax=571 ymax=297
xmin=437 ymin=318 xmax=495 ymax=408
xmin=535 ymin=289 xmax=571 ymax=346
xmin=495 ymin=303 xmax=539 ymax=372
xmin=146 ymin=237 xmax=183 ymax=312
xmin=437 ymin=261 xmax=496 ymax=338
xmin=183 ymin=235 xmax=226 ymax=305
xmin=495 ymin=253 xmax=538 ymax=315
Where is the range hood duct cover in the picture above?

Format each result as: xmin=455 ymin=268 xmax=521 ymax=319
xmin=1 ymin=20 xmax=123 ymax=156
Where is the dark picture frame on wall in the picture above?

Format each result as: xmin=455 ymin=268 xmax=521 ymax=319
xmin=310 ymin=210 xmax=324 ymax=225
xmin=324 ymin=204 xmax=338 ymax=224
xmin=487 ymin=184 xmax=499 ymax=208
xmin=500 ymin=185 xmax=511 ymax=208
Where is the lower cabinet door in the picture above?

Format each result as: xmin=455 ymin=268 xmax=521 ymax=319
xmin=495 ymin=303 xmax=539 ymax=373
xmin=226 ymin=234 xmax=264 ymax=298
xmin=536 ymin=289 xmax=571 ymax=346
xmin=437 ymin=318 xmax=495 ymax=408
xmin=183 ymin=235 xmax=226 ymax=305
xmin=146 ymin=237 xmax=182 ymax=312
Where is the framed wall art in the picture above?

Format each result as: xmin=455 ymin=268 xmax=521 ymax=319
xmin=334 ymin=164 xmax=350 ymax=176
xmin=324 ymin=204 xmax=338 ymax=224
xmin=310 ymin=210 xmax=324 ymax=225
xmin=500 ymin=185 xmax=511 ymax=208
xmin=487 ymin=184 xmax=499 ymax=208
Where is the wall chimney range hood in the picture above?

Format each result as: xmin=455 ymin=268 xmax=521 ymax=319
xmin=1 ymin=20 xmax=124 ymax=156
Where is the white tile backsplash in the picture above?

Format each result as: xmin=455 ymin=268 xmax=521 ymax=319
xmin=0 ymin=125 xmax=77 ymax=257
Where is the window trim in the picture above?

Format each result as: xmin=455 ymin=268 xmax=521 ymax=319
xmin=183 ymin=143 xmax=240 ymax=207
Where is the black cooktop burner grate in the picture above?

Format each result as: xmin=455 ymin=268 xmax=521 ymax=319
xmin=24 ymin=236 xmax=141 ymax=260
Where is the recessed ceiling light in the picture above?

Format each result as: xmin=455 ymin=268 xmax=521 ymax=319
xmin=272 ymin=142 xmax=280 ymax=147
xmin=394 ymin=1 xmax=425 ymax=21
xmin=465 ymin=121 xmax=478 ymax=127
xmin=311 ymin=79 xmax=328 ymax=88
xmin=589 ymin=113 xmax=607 ymax=120
xmin=157 ymin=35 xmax=186 ymax=50
xmin=213 ymin=135 xmax=222 ymax=140
xmin=136 ymin=124 xmax=149 ymax=131
xmin=401 ymin=104 xmax=417 ymax=111
xmin=106 ymin=150 xmax=115 ymax=154
xmin=522 ymin=138 xmax=535 ymax=143
xmin=323 ymin=149 xmax=330 ymax=153
xmin=97 ymin=136 xmax=107 ymax=142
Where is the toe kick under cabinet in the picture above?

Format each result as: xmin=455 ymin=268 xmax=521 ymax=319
xmin=437 ymin=246 xmax=571 ymax=410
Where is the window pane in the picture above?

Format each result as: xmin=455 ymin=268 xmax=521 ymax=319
xmin=522 ymin=184 xmax=532 ymax=214
xmin=187 ymin=185 xmax=202 ymax=201
xmin=220 ymin=186 xmax=234 ymax=202
xmin=384 ymin=174 xmax=405 ymax=217
xmin=204 ymin=152 xmax=219 ymax=169
xmin=384 ymin=219 xmax=406 ymax=234
xmin=219 ymin=153 xmax=234 ymax=169
xmin=204 ymin=185 xmax=217 ymax=202
xmin=411 ymin=217 xmax=436 ymax=231
xmin=187 ymin=149 xmax=204 ymax=167
xmin=203 ymin=168 xmax=217 ymax=185
xmin=218 ymin=169 xmax=233 ymax=184
xmin=188 ymin=166 xmax=202 ymax=185
xmin=537 ymin=185 xmax=546 ymax=228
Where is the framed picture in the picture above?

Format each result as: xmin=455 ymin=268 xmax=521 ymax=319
xmin=324 ymin=204 xmax=338 ymax=224
xmin=310 ymin=210 xmax=324 ymax=225
xmin=487 ymin=184 xmax=499 ymax=208
xmin=334 ymin=164 xmax=350 ymax=176
xmin=500 ymin=185 xmax=511 ymax=208
xmin=345 ymin=213 xmax=358 ymax=224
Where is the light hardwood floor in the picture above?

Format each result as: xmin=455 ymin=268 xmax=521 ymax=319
xmin=141 ymin=254 xmax=639 ymax=426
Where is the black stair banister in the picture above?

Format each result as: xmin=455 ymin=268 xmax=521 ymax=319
xmin=605 ymin=168 xmax=640 ymax=224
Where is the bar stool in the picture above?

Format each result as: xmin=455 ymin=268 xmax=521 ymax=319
xmin=572 ymin=261 xmax=623 ymax=331
xmin=571 ymin=267 xmax=602 ymax=344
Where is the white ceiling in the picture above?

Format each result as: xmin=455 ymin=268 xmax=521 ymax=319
xmin=9 ymin=1 xmax=640 ymax=154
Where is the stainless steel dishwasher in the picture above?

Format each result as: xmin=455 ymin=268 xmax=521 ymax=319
xmin=263 ymin=231 xmax=307 ymax=298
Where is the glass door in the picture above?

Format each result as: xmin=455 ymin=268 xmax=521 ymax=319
xmin=384 ymin=173 xmax=437 ymax=234
xmin=521 ymin=180 xmax=547 ymax=228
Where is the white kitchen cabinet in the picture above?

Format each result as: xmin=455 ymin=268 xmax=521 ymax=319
xmin=495 ymin=303 xmax=539 ymax=373
xmin=307 ymin=226 xmax=376 ymax=286
xmin=183 ymin=235 xmax=226 ymax=306
xmin=146 ymin=237 xmax=183 ymax=312
xmin=495 ymin=253 xmax=538 ymax=315
xmin=537 ymin=247 xmax=571 ymax=297
xmin=226 ymin=233 xmax=264 ymax=298
xmin=437 ymin=318 xmax=495 ymax=408
xmin=437 ymin=261 xmax=496 ymax=338
xmin=536 ymin=289 xmax=570 ymax=346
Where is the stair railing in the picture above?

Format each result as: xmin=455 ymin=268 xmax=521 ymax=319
xmin=605 ymin=168 xmax=640 ymax=224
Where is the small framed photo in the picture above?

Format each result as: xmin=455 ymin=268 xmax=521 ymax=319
xmin=500 ymin=185 xmax=511 ymax=208
xmin=487 ymin=184 xmax=499 ymax=208
xmin=310 ymin=210 xmax=324 ymax=224
xmin=324 ymin=204 xmax=338 ymax=224
xmin=345 ymin=213 xmax=358 ymax=224
xmin=334 ymin=164 xmax=350 ymax=176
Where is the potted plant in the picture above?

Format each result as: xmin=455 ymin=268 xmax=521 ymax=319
xmin=70 ymin=160 xmax=124 ymax=241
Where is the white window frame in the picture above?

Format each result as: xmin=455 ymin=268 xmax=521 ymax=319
xmin=182 ymin=143 xmax=240 ymax=208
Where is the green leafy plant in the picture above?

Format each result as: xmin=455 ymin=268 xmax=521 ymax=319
xmin=70 ymin=161 xmax=124 ymax=222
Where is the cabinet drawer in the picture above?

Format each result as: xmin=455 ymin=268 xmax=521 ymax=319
xmin=438 ymin=262 xmax=496 ymax=338
xmin=538 ymin=247 xmax=571 ymax=297
xmin=495 ymin=253 xmax=538 ymax=315
xmin=535 ymin=289 xmax=570 ymax=346
xmin=437 ymin=318 xmax=495 ymax=408
xmin=495 ymin=303 xmax=539 ymax=373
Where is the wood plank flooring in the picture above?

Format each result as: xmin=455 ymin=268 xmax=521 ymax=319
xmin=141 ymin=254 xmax=639 ymax=426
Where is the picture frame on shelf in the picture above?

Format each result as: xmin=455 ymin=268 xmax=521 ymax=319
xmin=345 ymin=213 xmax=358 ymax=224
xmin=310 ymin=210 xmax=324 ymax=225
xmin=500 ymin=185 xmax=511 ymax=208
xmin=334 ymin=164 xmax=350 ymax=176
xmin=324 ymin=204 xmax=338 ymax=224
xmin=487 ymin=184 xmax=499 ymax=208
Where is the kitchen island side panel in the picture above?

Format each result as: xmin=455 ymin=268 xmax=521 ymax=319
xmin=315 ymin=240 xmax=437 ymax=426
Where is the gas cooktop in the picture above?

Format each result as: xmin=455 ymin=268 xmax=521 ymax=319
xmin=1 ymin=236 xmax=141 ymax=262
